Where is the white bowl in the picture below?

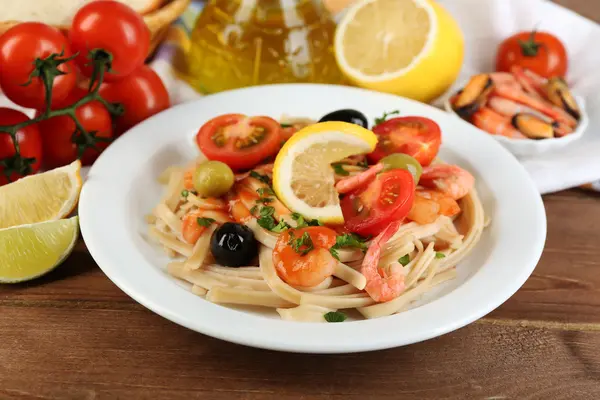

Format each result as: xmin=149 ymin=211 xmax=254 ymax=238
xmin=79 ymin=84 xmax=546 ymax=354
xmin=444 ymin=87 xmax=588 ymax=158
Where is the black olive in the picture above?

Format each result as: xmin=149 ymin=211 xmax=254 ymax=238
xmin=210 ymin=223 xmax=258 ymax=267
xmin=318 ymin=109 xmax=368 ymax=129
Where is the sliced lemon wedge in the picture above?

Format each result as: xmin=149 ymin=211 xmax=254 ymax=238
xmin=272 ymin=122 xmax=377 ymax=224
xmin=0 ymin=216 xmax=79 ymax=283
xmin=0 ymin=160 xmax=82 ymax=229
xmin=334 ymin=0 xmax=464 ymax=103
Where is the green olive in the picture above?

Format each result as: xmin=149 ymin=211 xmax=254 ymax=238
xmin=380 ymin=153 xmax=422 ymax=184
xmin=193 ymin=161 xmax=235 ymax=197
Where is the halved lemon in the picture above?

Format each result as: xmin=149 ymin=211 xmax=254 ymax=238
xmin=272 ymin=122 xmax=377 ymax=224
xmin=0 ymin=160 xmax=82 ymax=229
xmin=334 ymin=0 xmax=464 ymax=103
xmin=0 ymin=216 xmax=79 ymax=283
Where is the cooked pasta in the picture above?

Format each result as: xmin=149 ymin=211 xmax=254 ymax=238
xmin=146 ymin=114 xmax=487 ymax=322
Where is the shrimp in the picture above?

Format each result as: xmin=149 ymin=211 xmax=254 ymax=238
xmin=494 ymin=84 xmax=577 ymax=127
xmin=407 ymin=189 xmax=461 ymax=225
xmin=181 ymin=209 xmax=233 ymax=244
xmin=487 ymin=96 xmax=553 ymax=123
xmin=242 ymin=176 xmax=294 ymax=225
xmin=361 ymin=221 xmax=406 ymax=302
xmin=227 ymin=192 xmax=253 ymax=224
xmin=472 ymin=107 xmax=526 ymax=139
xmin=489 ymin=72 xmax=522 ymax=91
xmin=335 ymin=163 xmax=384 ymax=194
xmin=511 ymin=66 xmax=545 ymax=99
xmin=420 ymin=164 xmax=474 ymax=201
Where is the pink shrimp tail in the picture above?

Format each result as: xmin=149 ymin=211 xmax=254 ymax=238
xmin=420 ymin=164 xmax=475 ymax=201
xmin=361 ymin=221 xmax=406 ymax=302
xmin=336 ymin=163 xmax=384 ymax=194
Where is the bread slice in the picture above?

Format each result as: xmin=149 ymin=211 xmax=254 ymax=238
xmin=0 ymin=0 xmax=165 ymax=27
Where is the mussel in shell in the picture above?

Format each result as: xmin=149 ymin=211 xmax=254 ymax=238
xmin=453 ymin=74 xmax=493 ymax=119
xmin=544 ymin=77 xmax=581 ymax=120
xmin=511 ymin=113 xmax=554 ymax=139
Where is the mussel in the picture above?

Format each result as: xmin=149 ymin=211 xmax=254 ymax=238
xmin=544 ymin=77 xmax=581 ymax=120
xmin=453 ymin=74 xmax=493 ymax=119
xmin=511 ymin=113 xmax=554 ymax=139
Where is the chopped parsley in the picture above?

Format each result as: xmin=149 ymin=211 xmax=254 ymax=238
xmin=374 ymin=109 xmax=400 ymax=125
xmin=435 ymin=252 xmax=446 ymax=259
xmin=181 ymin=189 xmax=189 ymax=198
xmin=259 ymin=206 xmax=275 ymax=217
xmin=332 ymin=163 xmax=349 ymax=176
xmin=271 ymin=220 xmax=290 ymax=233
xmin=398 ymin=254 xmax=410 ymax=266
xmin=256 ymin=187 xmax=275 ymax=196
xmin=291 ymin=212 xmax=322 ymax=228
xmin=280 ymin=123 xmax=293 ymax=128
xmin=196 ymin=217 xmax=215 ymax=227
xmin=249 ymin=205 xmax=258 ymax=215
xmin=288 ymin=231 xmax=314 ymax=256
xmin=256 ymin=206 xmax=280 ymax=231
xmin=357 ymin=158 xmax=369 ymax=168
xmin=249 ymin=170 xmax=271 ymax=185
xmin=329 ymin=233 xmax=368 ymax=260
xmin=324 ymin=311 xmax=347 ymax=323
xmin=256 ymin=197 xmax=273 ymax=204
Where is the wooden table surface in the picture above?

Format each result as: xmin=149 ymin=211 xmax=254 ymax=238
xmin=2 ymin=1 xmax=600 ymax=399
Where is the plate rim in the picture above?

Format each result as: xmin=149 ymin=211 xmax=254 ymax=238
xmin=79 ymin=83 xmax=547 ymax=353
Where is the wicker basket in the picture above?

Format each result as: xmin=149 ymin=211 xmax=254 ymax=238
xmin=0 ymin=0 xmax=192 ymax=57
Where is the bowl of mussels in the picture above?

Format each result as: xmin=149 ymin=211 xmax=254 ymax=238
xmin=444 ymin=67 xmax=588 ymax=157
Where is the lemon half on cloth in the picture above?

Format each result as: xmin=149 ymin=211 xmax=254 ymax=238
xmin=273 ymin=122 xmax=377 ymax=224
xmin=0 ymin=160 xmax=82 ymax=229
xmin=0 ymin=216 xmax=79 ymax=283
xmin=334 ymin=0 xmax=464 ymax=103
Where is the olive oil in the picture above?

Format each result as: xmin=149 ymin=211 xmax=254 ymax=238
xmin=180 ymin=0 xmax=344 ymax=93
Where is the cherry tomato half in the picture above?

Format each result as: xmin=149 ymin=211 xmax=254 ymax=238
xmin=341 ymin=169 xmax=415 ymax=237
xmin=38 ymin=89 xmax=113 ymax=168
xmin=0 ymin=22 xmax=77 ymax=110
xmin=69 ymin=0 xmax=150 ymax=81
xmin=196 ymin=114 xmax=282 ymax=171
xmin=99 ymin=65 xmax=170 ymax=134
xmin=368 ymin=116 xmax=441 ymax=167
xmin=0 ymin=108 xmax=42 ymax=186
xmin=272 ymin=226 xmax=338 ymax=287
xmin=496 ymin=31 xmax=568 ymax=79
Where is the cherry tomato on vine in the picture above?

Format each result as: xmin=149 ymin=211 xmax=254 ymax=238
xmin=0 ymin=108 xmax=43 ymax=186
xmin=99 ymin=65 xmax=170 ymax=134
xmin=496 ymin=31 xmax=568 ymax=79
xmin=38 ymin=89 xmax=113 ymax=168
xmin=341 ymin=169 xmax=415 ymax=237
xmin=368 ymin=116 xmax=441 ymax=167
xmin=0 ymin=22 xmax=77 ymax=110
xmin=196 ymin=114 xmax=282 ymax=171
xmin=69 ymin=0 xmax=150 ymax=82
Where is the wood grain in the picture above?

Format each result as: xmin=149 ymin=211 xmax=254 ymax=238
xmin=1 ymin=1 xmax=600 ymax=399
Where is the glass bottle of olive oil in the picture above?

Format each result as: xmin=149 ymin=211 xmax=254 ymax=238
xmin=180 ymin=0 xmax=345 ymax=93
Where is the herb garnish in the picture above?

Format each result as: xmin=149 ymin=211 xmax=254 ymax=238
xmin=280 ymin=123 xmax=293 ymax=128
xmin=332 ymin=163 xmax=349 ymax=176
xmin=291 ymin=212 xmax=322 ymax=228
xmin=324 ymin=311 xmax=347 ymax=323
xmin=271 ymin=220 xmax=290 ymax=233
xmin=196 ymin=217 xmax=215 ymax=227
xmin=250 ymin=205 xmax=258 ymax=215
xmin=249 ymin=170 xmax=271 ymax=185
xmin=435 ymin=252 xmax=446 ymax=259
xmin=256 ymin=206 xmax=278 ymax=231
xmin=181 ymin=189 xmax=189 ymax=198
xmin=257 ymin=187 xmax=275 ymax=196
xmin=374 ymin=109 xmax=400 ymax=125
xmin=329 ymin=233 xmax=368 ymax=260
xmin=256 ymin=197 xmax=273 ymax=204
xmin=398 ymin=254 xmax=410 ymax=266
xmin=288 ymin=231 xmax=314 ymax=256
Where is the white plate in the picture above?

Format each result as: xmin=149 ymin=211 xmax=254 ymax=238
xmin=443 ymin=80 xmax=588 ymax=158
xmin=79 ymin=84 xmax=546 ymax=354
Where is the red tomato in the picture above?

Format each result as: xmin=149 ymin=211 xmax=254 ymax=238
xmin=272 ymin=226 xmax=338 ymax=287
xmin=0 ymin=23 xmax=77 ymax=110
xmin=368 ymin=117 xmax=441 ymax=167
xmin=38 ymin=89 xmax=113 ymax=168
xmin=196 ymin=114 xmax=282 ymax=171
xmin=69 ymin=0 xmax=150 ymax=82
xmin=99 ymin=65 xmax=170 ymax=134
xmin=341 ymin=169 xmax=415 ymax=237
xmin=496 ymin=31 xmax=568 ymax=79
xmin=0 ymin=108 xmax=42 ymax=185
